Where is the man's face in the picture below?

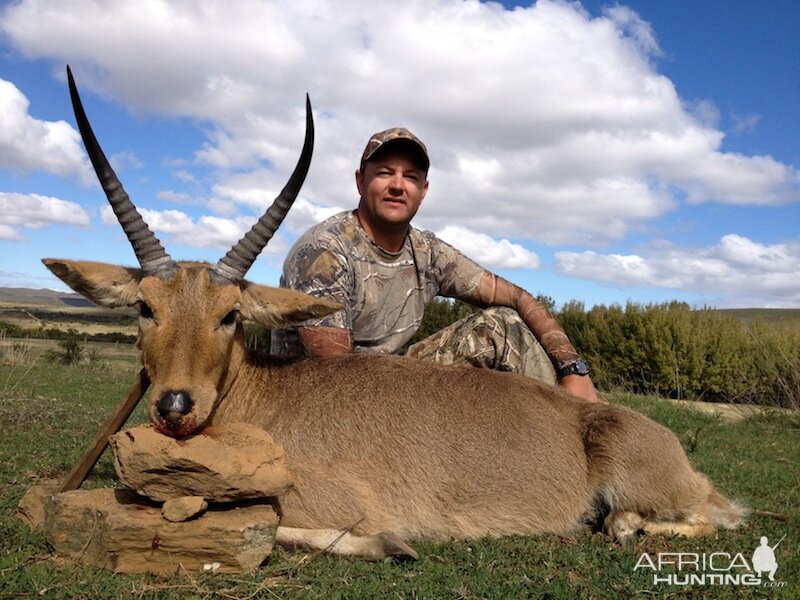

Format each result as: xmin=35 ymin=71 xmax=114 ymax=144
xmin=355 ymin=150 xmax=429 ymax=230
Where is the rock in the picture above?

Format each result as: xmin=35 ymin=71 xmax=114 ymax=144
xmin=45 ymin=488 xmax=278 ymax=574
xmin=162 ymin=496 xmax=208 ymax=522
xmin=17 ymin=483 xmax=59 ymax=532
xmin=110 ymin=423 xmax=292 ymax=502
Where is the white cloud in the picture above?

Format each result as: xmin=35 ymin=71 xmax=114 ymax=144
xmin=282 ymin=199 xmax=345 ymax=235
xmin=730 ymin=111 xmax=761 ymax=135
xmin=686 ymin=99 xmax=721 ymax=129
xmin=0 ymin=224 xmax=21 ymax=241
xmin=602 ymin=4 xmax=663 ymax=58
xmin=172 ymin=169 xmax=196 ymax=184
xmin=110 ymin=150 xmax=143 ymax=173
xmin=436 ymin=225 xmax=540 ymax=269
xmin=555 ymin=234 xmax=800 ymax=307
xmin=0 ymin=268 xmax=69 ymax=289
xmin=157 ymin=189 xmax=199 ymax=205
xmin=212 ymin=175 xmax=345 ymax=234
xmin=0 ymin=78 xmax=92 ymax=182
xmin=206 ymin=198 xmax=237 ymax=217
xmin=0 ymin=192 xmax=90 ymax=241
xmin=100 ymin=204 xmax=289 ymax=256
xmin=1 ymin=0 xmax=796 ymax=252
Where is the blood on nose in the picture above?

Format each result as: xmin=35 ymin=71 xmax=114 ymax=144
xmin=157 ymin=390 xmax=193 ymax=419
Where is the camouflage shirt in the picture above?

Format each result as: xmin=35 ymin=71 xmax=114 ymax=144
xmin=271 ymin=211 xmax=484 ymax=355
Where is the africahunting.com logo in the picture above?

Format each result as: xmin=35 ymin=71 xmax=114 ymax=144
xmin=634 ymin=534 xmax=787 ymax=588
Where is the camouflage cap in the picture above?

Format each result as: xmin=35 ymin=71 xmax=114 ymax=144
xmin=360 ymin=127 xmax=429 ymax=171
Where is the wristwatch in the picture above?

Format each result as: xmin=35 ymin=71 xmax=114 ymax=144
xmin=557 ymin=359 xmax=590 ymax=378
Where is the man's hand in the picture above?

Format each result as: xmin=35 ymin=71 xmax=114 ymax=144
xmin=559 ymin=375 xmax=605 ymax=403
xmin=298 ymin=326 xmax=354 ymax=356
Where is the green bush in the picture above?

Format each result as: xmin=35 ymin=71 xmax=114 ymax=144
xmin=562 ymin=302 xmax=799 ymax=408
xmin=0 ymin=319 xmax=25 ymax=337
xmin=0 ymin=319 xmax=136 ymax=344
xmin=45 ymin=329 xmax=86 ymax=365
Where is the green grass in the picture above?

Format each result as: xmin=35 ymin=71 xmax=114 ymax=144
xmin=1 ymin=352 xmax=798 ymax=599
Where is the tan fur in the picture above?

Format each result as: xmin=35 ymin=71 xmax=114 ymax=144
xmin=43 ymin=258 xmax=746 ymax=553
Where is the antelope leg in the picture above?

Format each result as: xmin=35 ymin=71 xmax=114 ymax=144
xmin=276 ymin=526 xmax=419 ymax=561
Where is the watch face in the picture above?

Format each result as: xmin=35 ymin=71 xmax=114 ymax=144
xmin=573 ymin=360 xmax=590 ymax=376
xmin=560 ymin=359 xmax=589 ymax=377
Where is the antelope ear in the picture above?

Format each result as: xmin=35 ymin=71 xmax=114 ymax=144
xmin=42 ymin=259 xmax=143 ymax=308
xmin=240 ymin=282 xmax=340 ymax=328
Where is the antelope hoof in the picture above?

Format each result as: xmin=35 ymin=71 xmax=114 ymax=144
xmin=605 ymin=510 xmax=644 ymax=546
xmin=377 ymin=531 xmax=419 ymax=561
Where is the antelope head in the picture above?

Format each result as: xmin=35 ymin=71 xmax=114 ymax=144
xmin=44 ymin=67 xmax=337 ymax=437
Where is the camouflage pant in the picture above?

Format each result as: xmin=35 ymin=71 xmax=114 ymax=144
xmin=405 ymin=307 xmax=557 ymax=385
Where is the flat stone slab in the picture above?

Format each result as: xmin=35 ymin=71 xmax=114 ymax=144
xmin=162 ymin=496 xmax=208 ymax=522
xmin=110 ymin=422 xmax=292 ymax=502
xmin=45 ymin=488 xmax=279 ymax=574
xmin=17 ymin=483 xmax=59 ymax=532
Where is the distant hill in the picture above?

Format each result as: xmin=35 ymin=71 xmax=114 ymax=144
xmin=0 ymin=287 xmax=95 ymax=308
xmin=717 ymin=308 xmax=800 ymax=328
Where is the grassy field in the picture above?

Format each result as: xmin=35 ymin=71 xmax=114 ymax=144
xmin=718 ymin=308 xmax=800 ymax=330
xmin=0 ymin=303 xmax=137 ymax=338
xmin=1 ymin=341 xmax=798 ymax=599
xmin=0 ymin=287 xmax=137 ymax=338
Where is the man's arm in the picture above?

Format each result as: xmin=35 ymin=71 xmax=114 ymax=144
xmin=297 ymin=326 xmax=354 ymax=356
xmin=279 ymin=237 xmax=355 ymax=357
xmin=473 ymin=271 xmax=602 ymax=402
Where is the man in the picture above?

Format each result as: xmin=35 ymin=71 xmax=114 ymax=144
xmin=271 ymin=127 xmax=600 ymax=402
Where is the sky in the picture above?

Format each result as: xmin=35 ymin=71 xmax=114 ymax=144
xmin=0 ymin=0 xmax=798 ymax=309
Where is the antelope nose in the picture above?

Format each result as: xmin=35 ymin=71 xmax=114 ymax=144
xmin=157 ymin=391 xmax=193 ymax=419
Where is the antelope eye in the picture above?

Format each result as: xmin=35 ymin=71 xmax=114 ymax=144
xmin=220 ymin=310 xmax=238 ymax=327
xmin=137 ymin=301 xmax=154 ymax=320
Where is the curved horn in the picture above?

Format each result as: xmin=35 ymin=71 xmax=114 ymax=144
xmin=213 ymin=95 xmax=314 ymax=283
xmin=67 ymin=66 xmax=176 ymax=276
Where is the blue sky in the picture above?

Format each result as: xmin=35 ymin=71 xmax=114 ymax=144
xmin=0 ymin=0 xmax=798 ymax=309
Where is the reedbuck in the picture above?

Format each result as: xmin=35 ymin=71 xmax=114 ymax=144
xmin=45 ymin=69 xmax=745 ymax=560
